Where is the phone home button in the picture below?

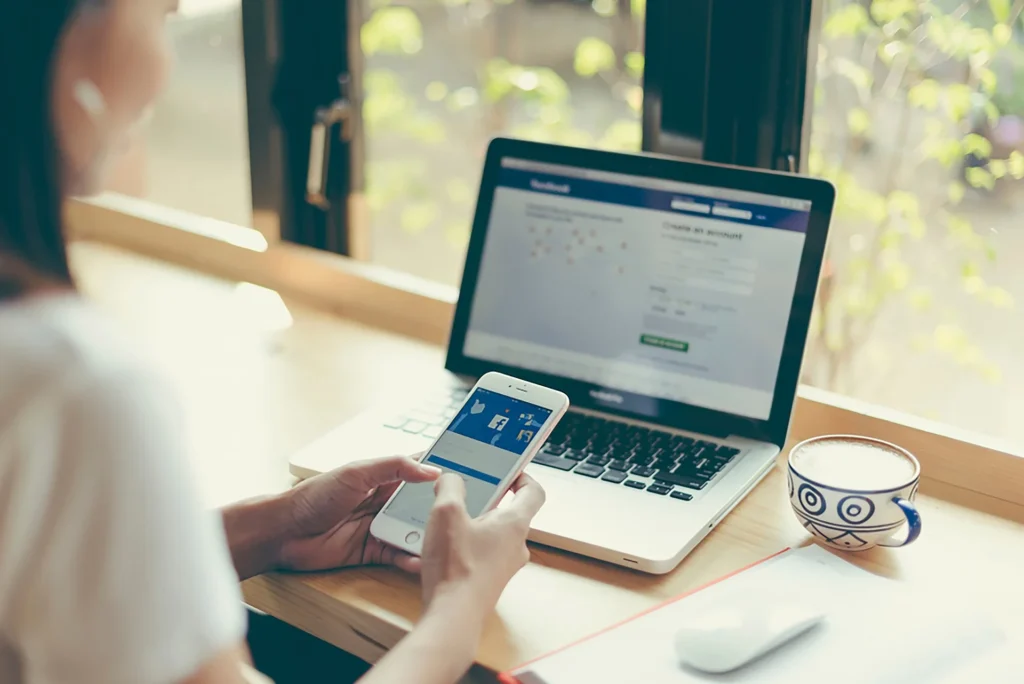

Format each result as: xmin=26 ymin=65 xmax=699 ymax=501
xmin=405 ymin=531 xmax=421 ymax=544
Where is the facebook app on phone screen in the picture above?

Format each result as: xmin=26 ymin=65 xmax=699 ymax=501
xmin=384 ymin=388 xmax=552 ymax=526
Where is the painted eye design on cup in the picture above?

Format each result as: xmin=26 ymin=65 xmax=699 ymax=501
xmin=797 ymin=483 xmax=826 ymax=516
xmin=837 ymin=495 xmax=875 ymax=525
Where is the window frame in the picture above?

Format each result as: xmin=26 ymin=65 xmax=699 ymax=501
xmin=642 ymin=0 xmax=819 ymax=172
xmin=242 ymin=0 xmax=361 ymax=253
xmin=66 ymin=195 xmax=1024 ymax=510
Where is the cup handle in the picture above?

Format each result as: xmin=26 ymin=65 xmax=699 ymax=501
xmin=877 ymin=497 xmax=922 ymax=547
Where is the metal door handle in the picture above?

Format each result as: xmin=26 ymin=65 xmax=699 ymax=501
xmin=307 ymin=77 xmax=353 ymax=210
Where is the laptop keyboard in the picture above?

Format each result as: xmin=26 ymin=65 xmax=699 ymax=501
xmin=381 ymin=385 xmax=470 ymax=441
xmin=382 ymin=388 xmax=742 ymax=501
xmin=533 ymin=411 xmax=741 ymax=499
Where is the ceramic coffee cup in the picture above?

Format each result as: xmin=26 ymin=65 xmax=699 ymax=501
xmin=787 ymin=435 xmax=921 ymax=551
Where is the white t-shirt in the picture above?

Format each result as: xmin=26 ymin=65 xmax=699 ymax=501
xmin=0 ymin=294 xmax=246 ymax=684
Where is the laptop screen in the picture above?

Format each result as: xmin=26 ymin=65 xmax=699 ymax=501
xmin=460 ymin=157 xmax=813 ymax=422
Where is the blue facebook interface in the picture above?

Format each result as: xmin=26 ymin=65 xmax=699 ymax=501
xmin=463 ymin=158 xmax=812 ymax=420
xmin=384 ymin=388 xmax=552 ymax=527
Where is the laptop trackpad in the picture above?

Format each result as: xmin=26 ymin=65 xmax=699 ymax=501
xmin=509 ymin=465 xmax=689 ymax=561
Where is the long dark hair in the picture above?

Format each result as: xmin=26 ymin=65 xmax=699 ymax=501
xmin=0 ymin=2 xmax=82 ymax=300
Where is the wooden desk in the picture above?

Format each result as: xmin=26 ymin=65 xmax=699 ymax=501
xmin=73 ymin=242 xmax=1024 ymax=679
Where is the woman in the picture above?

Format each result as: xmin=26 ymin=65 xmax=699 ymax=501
xmin=0 ymin=2 xmax=545 ymax=683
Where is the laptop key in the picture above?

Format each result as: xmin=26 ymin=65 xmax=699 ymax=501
xmin=671 ymin=491 xmax=694 ymax=501
xmin=715 ymin=446 xmax=741 ymax=460
xmin=383 ymin=417 xmax=409 ymax=430
xmin=631 ymin=465 xmax=656 ymax=478
xmin=407 ymin=409 xmax=443 ymax=425
xmin=601 ymin=470 xmax=628 ymax=484
xmin=653 ymin=469 xmax=709 ymax=490
xmin=574 ymin=464 xmax=605 ymax=478
xmin=586 ymin=455 xmax=611 ymax=467
xmin=647 ymin=484 xmax=671 ymax=495
xmin=699 ymin=461 xmax=725 ymax=476
xmin=624 ymin=480 xmax=646 ymax=490
xmin=542 ymin=444 xmax=566 ymax=456
xmin=608 ymin=459 xmax=630 ymax=471
xmin=402 ymin=420 xmax=428 ymax=435
xmin=563 ymin=450 xmax=587 ymax=461
xmin=533 ymin=453 xmax=577 ymax=471
xmin=423 ymin=426 xmax=443 ymax=440
xmin=680 ymin=462 xmax=714 ymax=478
xmin=685 ymin=445 xmax=707 ymax=458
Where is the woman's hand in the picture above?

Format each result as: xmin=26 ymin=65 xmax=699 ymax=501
xmin=278 ymin=456 xmax=441 ymax=573
xmin=420 ymin=472 xmax=546 ymax=614
xmin=354 ymin=472 xmax=546 ymax=684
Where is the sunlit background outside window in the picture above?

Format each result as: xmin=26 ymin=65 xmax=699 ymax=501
xmin=134 ymin=0 xmax=1022 ymax=447
xmin=807 ymin=0 xmax=1022 ymax=444
xmin=111 ymin=0 xmax=252 ymax=228
xmin=359 ymin=0 xmax=645 ymax=283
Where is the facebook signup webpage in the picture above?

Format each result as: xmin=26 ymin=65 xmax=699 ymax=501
xmin=384 ymin=388 xmax=552 ymax=527
xmin=462 ymin=158 xmax=812 ymax=421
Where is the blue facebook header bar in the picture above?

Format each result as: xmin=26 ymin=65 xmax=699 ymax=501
xmin=497 ymin=168 xmax=811 ymax=233
xmin=446 ymin=388 xmax=551 ymax=456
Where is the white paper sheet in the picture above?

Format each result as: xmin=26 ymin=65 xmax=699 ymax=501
xmin=513 ymin=546 xmax=1007 ymax=684
xmin=936 ymin=642 xmax=1024 ymax=683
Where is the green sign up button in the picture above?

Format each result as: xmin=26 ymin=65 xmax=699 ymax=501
xmin=640 ymin=334 xmax=690 ymax=353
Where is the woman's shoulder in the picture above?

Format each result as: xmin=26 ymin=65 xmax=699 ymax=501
xmin=0 ymin=292 xmax=153 ymax=405
xmin=0 ymin=300 xmax=247 ymax=684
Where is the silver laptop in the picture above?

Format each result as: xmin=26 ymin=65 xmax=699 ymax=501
xmin=290 ymin=138 xmax=835 ymax=574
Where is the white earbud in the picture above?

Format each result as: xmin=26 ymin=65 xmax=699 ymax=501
xmin=73 ymin=79 xmax=107 ymax=120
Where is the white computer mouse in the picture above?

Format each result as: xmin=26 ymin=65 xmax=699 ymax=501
xmin=674 ymin=598 xmax=824 ymax=674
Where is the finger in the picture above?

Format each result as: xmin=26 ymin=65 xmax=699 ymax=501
xmin=391 ymin=552 xmax=422 ymax=575
xmin=352 ymin=480 xmax=401 ymax=516
xmin=505 ymin=473 xmax=546 ymax=522
xmin=341 ymin=456 xmax=442 ymax=491
xmin=370 ymin=538 xmax=422 ymax=574
xmin=432 ymin=472 xmax=468 ymax=510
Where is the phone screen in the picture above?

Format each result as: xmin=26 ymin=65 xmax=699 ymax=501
xmin=383 ymin=387 xmax=553 ymax=527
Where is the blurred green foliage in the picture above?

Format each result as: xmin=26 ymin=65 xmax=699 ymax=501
xmin=359 ymin=0 xmax=643 ymax=252
xmin=808 ymin=0 xmax=1019 ymax=391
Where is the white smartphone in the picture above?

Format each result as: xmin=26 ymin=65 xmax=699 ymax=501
xmin=370 ymin=371 xmax=569 ymax=556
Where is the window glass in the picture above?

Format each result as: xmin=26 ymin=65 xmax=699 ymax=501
xmin=359 ymin=0 xmax=645 ymax=284
xmin=111 ymin=0 xmax=253 ymax=230
xmin=809 ymin=0 xmax=1022 ymax=444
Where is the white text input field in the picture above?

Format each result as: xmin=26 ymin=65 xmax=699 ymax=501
xmin=685 ymin=277 xmax=755 ymax=296
xmin=671 ymin=199 xmax=712 ymax=214
xmin=662 ymin=248 xmax=759 ymax=273
xmin=712 ymin=206 xmax=753 ymax=220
